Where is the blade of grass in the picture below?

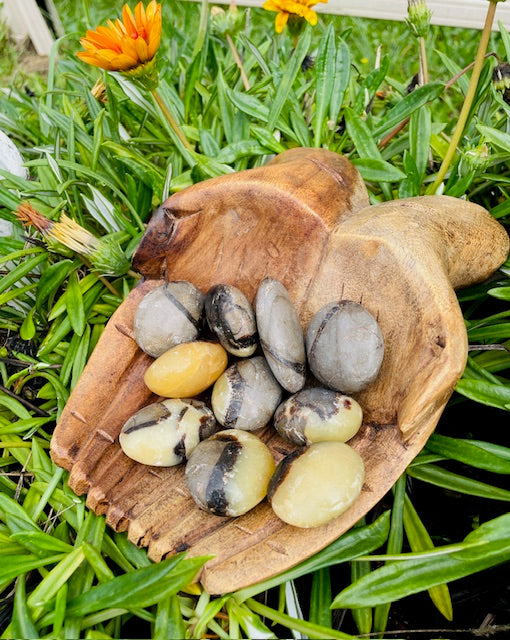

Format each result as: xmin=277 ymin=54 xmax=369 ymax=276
xmin=404 ymin=496 xmax=453 ymax=620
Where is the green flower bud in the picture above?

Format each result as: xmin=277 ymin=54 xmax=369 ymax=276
xmin=460 ymin=141 xmax=491 ymax=175
xmin=406 ymin=0 xmax=432 ymax=38
xmin=89 ymin=235 xmax=131 ymax=277
xmin=210 ymin=5 xmax=243 ymax=37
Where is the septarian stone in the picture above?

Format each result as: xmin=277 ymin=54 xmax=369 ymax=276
xmin=255 ymin=277 xmax=306 ymax=393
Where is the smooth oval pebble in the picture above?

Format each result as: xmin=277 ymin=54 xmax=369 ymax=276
xmin=211 ymin=356 xmax=283 ymax=431
xmin=268 ymin=441 xmax=364 ymax=528
xmin=144 ymin=341 xmax=228 ymax=397
xmin=306 ymin=300 xmax=384 ymax=393
xmin=274 ymin=388 xmax=363 ymax=445
xmin=134 ymin=281 xmax=204 ymax=357
xmin=119 ymin=398 xmax=217 ymax=466
xmin=255 ymin=277 xmax=306 ymax=393
xmin=185 ymin=429 xmax=276 ymax=517
xmin=205 ymin=284 xmax=257 ymax=357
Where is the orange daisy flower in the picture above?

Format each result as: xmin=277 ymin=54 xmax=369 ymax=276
xmin=263 ymin=0 xmax=327 ymax=33
xmin=77 ymin=1 xmax=162 ymax=72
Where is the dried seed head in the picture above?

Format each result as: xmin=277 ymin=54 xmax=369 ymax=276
xmin=14 ymin=203 xmax=130 ymax=276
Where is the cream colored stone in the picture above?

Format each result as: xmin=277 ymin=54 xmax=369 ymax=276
xmin=144 ymin=341 xmax=228 ymax=397
xmin=268 ymin=442 xmax=364 ymax=528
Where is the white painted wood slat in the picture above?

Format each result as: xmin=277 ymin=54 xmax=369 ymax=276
xmin=2 ymin=0 xmax=54 ymax=56
xmin=191 ymin=0 xmax=510 ymax=31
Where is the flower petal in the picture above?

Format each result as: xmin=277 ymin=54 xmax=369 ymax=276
xmin=119 ymin=34 xmax=139 ymax=60
xmin=122 ymin=3 xmax=138 ymax=38
xmin=77 ymin=2 xmax=161 ymax=72
xmin=304 ymin=8 xmax=318 ymax=25
xmin=77 ymin=51 xmax=116 ymax=70
xmin=263 ymin=0 xmax=281 ymax=11
xmin=134 ymin=36 xmax=149 ymax=63
xmin=275 ymin=11 xmax=289 ymax=32
xmin=134 ymin=1 xmax=147 ymax=38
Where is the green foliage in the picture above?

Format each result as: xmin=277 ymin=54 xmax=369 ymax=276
xmin=0 ymin=0 xmax=509 ymax=637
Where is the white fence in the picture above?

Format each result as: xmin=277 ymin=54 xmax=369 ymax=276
xmin=193 ymin=0 xmax=510 ymax=31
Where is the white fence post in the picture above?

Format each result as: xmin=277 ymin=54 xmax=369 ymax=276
xmin=1 ymin=0 xmax=55 ymax=56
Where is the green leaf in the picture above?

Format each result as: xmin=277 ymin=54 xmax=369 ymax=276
xmin=11 ymin=575 xmax=39 ymax=639
xmin=314 ymin=24 xmax=336 ymax=147
xmin=10 ymin=531 xmax=74 ymax=556
xmin=468 ymin=322 xmax=510 ymax=340
xmin=373 ymin=474 xmax=406 ymax=634
xmin=407 ymin=463 xmax=510 ymax=501
xmin=329 ymin=39 xmax=350 ymax=125
xmin=350 ymin=560 xmax=372 ymax=634
xmin=65 ymin=271 xmax=86 ymax=336
xmin=0 ymin=253 xmax=47 ymax=297
xmin=426 ymin=434 xmax=510 ymax=474
xmin=488 ymin=286 xmax=510 ymax=300
xmin=344 ymin=107 xmax=381 ymax=159
xmin=332 ymin=515 xmax=510 ymax=609
xmin=0 ymin=282 xmax=37 ymax=307
xmin=0 ymin=554 xmax=66 ymax=587
xmin=409 ymin=105 xmax=431 ymax=181
xmin=20 ymin=308 xmax=36 ymax=341
xmin=477 ymin=124 xmax=510 ymax=152
xmin=403 ymin=497 xmax=453 ymax=621
xmin=61 ymin=554 xmax=207 ymax=618
xmin=235 ymin=511 xmax=390 ymax=601
xmin=373 ymin=83 xmax=444 ymax=139
xmin=28 ymin=547 xmax=86 ymax=619
xmin=0 ymin=494 xmax=39 ymax=532
xmin=309 ymin=567 xmax=332 ymax=629
xmin=351 ymin=158 xmax=406 ymax=182
xmin=39 ymin=282 xmax=103 ymax=355
xmin=455 ymin=378 xmax=510 ymax=411
xmin=154 ymin=595 xmax=186 ymax=640
xmin=36 ymin=260 xmax=75 ymax=310
xmin=82 ymin=542 xmax=115 ymax=583
xmin=247 ymin=598 xmax=353 ymax=640
xmin=267 ymin=26 xmax=312 ymax=131
xmin=0 ymin=393 xmax=32 ymax=420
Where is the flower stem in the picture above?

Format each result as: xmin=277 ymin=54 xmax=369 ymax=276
xmin=81 ymin=256 xmax=122 ymax=298
xmin=151 ymin=88 xmax=194 ymax=152
xmin=419 ymin=36 xmax=429 ymax=85
xmin=427 ymin=0 xmax=498 ymax=194
xmin=226 ymin=33 xmax=250 ymax=90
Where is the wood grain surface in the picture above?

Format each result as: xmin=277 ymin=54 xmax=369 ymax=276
xmin=50 ymin=148 xmax=509 ymax=595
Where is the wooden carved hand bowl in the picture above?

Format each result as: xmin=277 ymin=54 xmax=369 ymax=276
xmin=51 ymin=148 xmax=509 ymax=594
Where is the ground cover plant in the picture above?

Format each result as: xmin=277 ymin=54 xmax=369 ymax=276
xmin=0 ymin=0 xmax=509 ymax=637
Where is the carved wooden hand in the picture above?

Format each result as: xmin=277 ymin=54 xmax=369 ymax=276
xmin=51 ymin=149 xmax=509 ymax=594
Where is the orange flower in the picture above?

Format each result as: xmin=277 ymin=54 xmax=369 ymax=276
xmin=263 ymin=0 xmax=327 ymax=33
xmin=77 ymin=1 xmax=162 ymax=72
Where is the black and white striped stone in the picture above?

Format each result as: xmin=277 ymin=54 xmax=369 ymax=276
xmin=306 ymin=300 xmax=384 ymax=393
xmin=255 ymin=277 xmax=306 ymax=393
xmin=185 ymin=429 xmax=275 ymax=517
xmin=134 ymin=281 xmax=204 ymax=357
xmin=274 ymin=388 xmax=363 ymax=446
xmin=205 ymin=284 xmax=257 ymax=357
xmin=211 ymin=356 xmax=283 ymax=431
xmin=119 ymin=398 xmax=217 ymax=466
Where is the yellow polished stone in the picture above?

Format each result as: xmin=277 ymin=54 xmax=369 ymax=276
xmin=144 ymin=341 xmax=228 ymax=398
